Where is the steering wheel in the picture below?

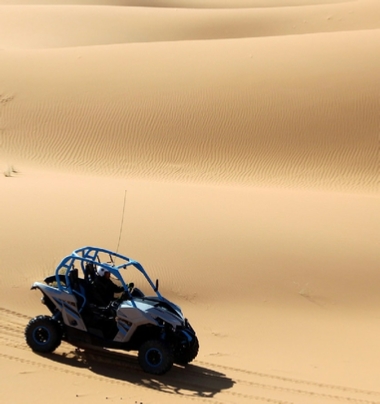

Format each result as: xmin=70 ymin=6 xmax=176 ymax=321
xmin=109 ymin=300 xmax=120 ymax=311
xmin=115 ymin=283 xmax=134 ymax=302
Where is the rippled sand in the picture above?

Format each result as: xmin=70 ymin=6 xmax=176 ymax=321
xmin=1 ymin=1 xmax=379 ymax=403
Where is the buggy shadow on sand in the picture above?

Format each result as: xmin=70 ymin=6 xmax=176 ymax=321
xmin=25 ymin=246 xmax=199 ymax=375
xmin=42 ymin=347 xmax=234 ymax=398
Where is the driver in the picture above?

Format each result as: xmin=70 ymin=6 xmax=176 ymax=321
xmin=91 ymin=266 xmax=124 ymax=307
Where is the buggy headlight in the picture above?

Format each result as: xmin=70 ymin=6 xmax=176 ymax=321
xmin=156 ymin=317 xmax=176 ymax=332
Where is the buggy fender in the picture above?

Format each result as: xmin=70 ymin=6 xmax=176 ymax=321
xmin=180 ymin=329 xmax=193 ymax=342
xmin=114 ymin=305 xmax=159 ymax=343
xmin=31 ymin=282 xmax=75 ymax=309
xmin=31 ymin=281 xmax=45 ymax=290
xmin=31 ymin=282 xmax=87 ymax=331
xmin=31 ymin=282 xmax=63 ymax=297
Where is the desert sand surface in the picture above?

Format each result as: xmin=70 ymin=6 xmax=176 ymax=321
xmin=1 ymin=0 xmax=380 ymax=403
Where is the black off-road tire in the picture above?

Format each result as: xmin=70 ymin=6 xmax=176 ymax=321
xmin=175 ymin=335 xmax=199 ymax=365
xmin=138 ymin=339 xmax=174 ymax=375
xmin=25 ymin=315 xmax=62 ymax=353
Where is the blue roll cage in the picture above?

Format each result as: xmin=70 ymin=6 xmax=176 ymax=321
xmin=54 ymin=246 xmax=163 ymax=310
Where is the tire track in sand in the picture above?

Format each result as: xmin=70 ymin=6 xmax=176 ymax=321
xmin=1 ymin=306 xmax=380 ymax=404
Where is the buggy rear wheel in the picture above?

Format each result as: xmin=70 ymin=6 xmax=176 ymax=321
xmin=138 ymin=339 xmax=173 ymax=375
xmin=25 ymin=315 xmax=62 ymax=353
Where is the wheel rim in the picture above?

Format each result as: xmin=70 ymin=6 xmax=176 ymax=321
xmin=32 ymin=326 xmax=51 ymax=345
xmin=145 ymin=347 xmax=163 ymax=367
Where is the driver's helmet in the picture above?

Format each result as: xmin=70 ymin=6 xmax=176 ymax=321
xmin=96 ymin=266 xmax=109 ymax=277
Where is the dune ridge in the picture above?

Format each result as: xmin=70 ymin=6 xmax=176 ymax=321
xmin=0 ymin=0 xmax=356 ymax=8
xmin=1 ymin=1 xmax=380 ymax=49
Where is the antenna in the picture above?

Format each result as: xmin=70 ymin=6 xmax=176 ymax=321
xmin=116 ymin=189 xmax=127 ymax=254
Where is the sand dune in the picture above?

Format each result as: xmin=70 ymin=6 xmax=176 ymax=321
xmin=1 ymin=0 xmax=380 ymax=403
xmin=1 ymin=28 xmax=379 ymax=192
xmin=1 ymin=1 xmax=380 ymax=48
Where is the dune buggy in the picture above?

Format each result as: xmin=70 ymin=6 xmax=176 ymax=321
xmin=25 ymin=246 xmax=199 ymax=375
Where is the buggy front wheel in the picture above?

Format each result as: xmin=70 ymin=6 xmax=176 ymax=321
xmin=138 ymin=339 xmax=173 ymax=375
xmin=175 ymin=334 xmax=199 ymax=365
